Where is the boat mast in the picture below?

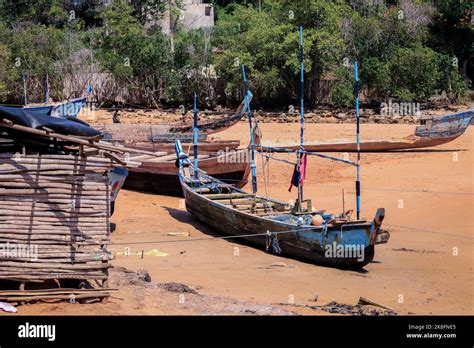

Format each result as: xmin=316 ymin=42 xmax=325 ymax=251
xmin=193 ymin=92 xmax=199 ymax=180
xmin=297 ymin=26 xmax=305 ymax=208
xmin=44 ymin=74 xmax=49 ymax=103
xmin=22 ymin=74 xmax=28 ymax=106
xmin=354 ymin=62 xmax=361 ymax=219
xmin=241 ymin=64 xmax=257 ymax=194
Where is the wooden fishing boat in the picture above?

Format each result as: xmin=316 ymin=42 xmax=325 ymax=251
xmin=102 ymin=94 xmax=253 ymax=196
xmin=95 ymin=95 xmax=250 ymax=143
xmin=260 ymin=109 xmax=473 ymax=153
xmin=175 ymin=28 xmax=390 ymax=269
xmin=169 ymin=111 xmax=244 ymax=135
xmin=176 ymin=157 xmax=388 ymax=269
xmin=19 ymin=80 xmax=92 ymax=119
xmin=122 ymin=146 xmax=251 ymax=196
xmin=97 ymin=123 xmax=242 ymax=151
xmin=96 ymin=123 xmax=209 ymax=143
xmin=24 ymin=96 xmax=88 ymax=119
xmin=94 ymin=114 xmax=241 ymax=143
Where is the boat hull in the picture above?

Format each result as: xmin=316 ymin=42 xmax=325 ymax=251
xmin=124 ymin=149 xmax=251 ymax=196
xmin=261 ymin=109 xmax=473 ymax=152
xmin=170 ymin=112 xmax=243 ymax=135
xmin=114 ymin=140 xmax=240 ymax=152
xmin=287 ymin=135 xmax=460 ymax=152
xmin=181 ymin=182 xmax=378 ymax=269
xmin=124 ymin=169 xmax=248 ymax=196
xmin=24 ymin=97 xmax=87 ymax=119
xmin=95 ymin=114 xmax=243 ymax=143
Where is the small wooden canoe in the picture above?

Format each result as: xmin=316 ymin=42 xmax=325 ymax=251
xmin=260 ymin=109 xmax=473 ymax=152
xmin=177 ymin=166 xmax=389 ymax=269
xmin=95 ymin=95 xmax=250 ymax=144
xmin=94 ymin=114 xmax=242 ymax=143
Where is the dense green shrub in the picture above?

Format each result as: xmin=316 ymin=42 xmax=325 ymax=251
xmin=389 ymin=45 xmax=440 ymax=101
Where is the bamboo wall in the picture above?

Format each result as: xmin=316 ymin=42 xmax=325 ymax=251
xmin=0 ymin=154 xmax=115 ymax=285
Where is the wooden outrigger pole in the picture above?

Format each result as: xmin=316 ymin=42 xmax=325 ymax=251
xmin=354 ymin=62 xmax=361 ymax=219
xmin=193 ymin=92 xmax=199 ymax=180
xmin=297 ymin=25 xmax=305 ymax=210
xmin=241 ymin=64 xmax=257 ymax=194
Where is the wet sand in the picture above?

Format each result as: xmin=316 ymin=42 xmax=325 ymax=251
xmin=12 ymin=122 xmax=473 ymax=315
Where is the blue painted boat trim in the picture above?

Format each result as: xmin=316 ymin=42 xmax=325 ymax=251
xmin=24 ymin=96 xmax=87 ymax=119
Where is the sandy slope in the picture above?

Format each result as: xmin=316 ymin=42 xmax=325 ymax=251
xmin=12 ymin=122 xmax=473 ymax=315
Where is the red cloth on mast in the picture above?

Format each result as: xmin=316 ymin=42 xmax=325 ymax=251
xmin=288 ymin=153 xmax=307 ymax=192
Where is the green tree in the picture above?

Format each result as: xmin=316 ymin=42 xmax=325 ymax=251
xmin=0 ymin=43 xmax=17 ymax=100
xmin=436 ymin=52 xmax=469 ymax=101
xmin=213 ymin=1 xmax=347 ymax=106
xmin=0 ymin=22 xmax=76 ymax=103
xmin=130 ymin=0 xmax=183 ymax=25
xmin=331 ymin=66 xmax=353 ymax=107
xmin=429 ymin=0 xmax=473 ymax=80
xmin=212 ymin=5 xmax=290 ymax=105
xmin=389 ymin=45 xmax=440 ymax=101
xmin=0 ymin=0 xmax=71 ymax=27
xmin=170 ymin=27 xmax=215 ymax=106
xmin=93 ymin=0 xmax=173 ymax=104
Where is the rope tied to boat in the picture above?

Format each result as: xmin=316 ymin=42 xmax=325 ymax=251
xmin=265 ymin=230 xmax=282 ymax=254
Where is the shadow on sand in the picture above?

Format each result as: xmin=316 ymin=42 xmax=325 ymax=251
xmin=162 ymin=206 xmax=221 ymax=238
xmin=162 ymin=206 xmax=374 ymax=273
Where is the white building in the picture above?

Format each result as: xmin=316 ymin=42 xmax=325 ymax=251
xmin=62 ymin=0 xmax=214 ymax=33
xmin=181 ymin=0 xmax=214 ymax=30
xmin=160 ymin=0 xmax=214 ymax=34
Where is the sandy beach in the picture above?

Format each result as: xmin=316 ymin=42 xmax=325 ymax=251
xmin=10 ymin=119 xmax=472 ymax=316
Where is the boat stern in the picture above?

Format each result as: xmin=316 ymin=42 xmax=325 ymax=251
xmin=370 ymin=208 xmax=390 ymax=245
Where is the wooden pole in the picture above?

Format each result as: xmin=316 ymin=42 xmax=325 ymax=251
xmin=297 ymin=26 xmax=305 ymax=210
xmin=193 ymin=92 xmax=199 ymax=179
xmin=354 ymin=61 xmax=361 ymax=220
xmin=241 ymin=64 xmax=257 ymax=194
